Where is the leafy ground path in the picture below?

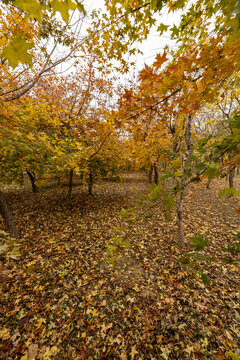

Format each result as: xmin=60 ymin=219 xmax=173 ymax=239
xmin=0 ymin=173 xmax=239 ymax=359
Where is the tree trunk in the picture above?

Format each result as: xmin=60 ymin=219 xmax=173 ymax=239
xmin=177 ymin=191 xmax=184 ymax=248
xmin=206 ymin=151 xmax=213 ymax=189
xmin=148 ymin=165 xmax=153 ymax=184
xmin=20 ymin=172 xmax=24 ymax=185
xmin=67 ymin=169 xmax=73 ymax=198
xmin=229 ymin=168 xmax=235 ymax=188
xmin=176 ymin=115 xmax=193 ymax=248
xmin=228 ymin=154 xmax=235 ymax=188
xmin=88 ymin=171 xmax=93 ymax=195
xmin=206 ymin=178 xmax=211 ymax=189
xmin=153 ymin=163 xmax=159 ymax=185
xmin=26 ymin=170 xmax=38 ymax=193
xmin=169 ymin=128 xmax=178 ymax=187
xmin=0 ymin=190 xmax=18 ymax=237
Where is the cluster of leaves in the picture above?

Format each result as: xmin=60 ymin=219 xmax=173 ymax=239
xmin=0 ymin=0 xmax=84 ymax=67
xmin=0 ymin=173 xmax=239 ymax=359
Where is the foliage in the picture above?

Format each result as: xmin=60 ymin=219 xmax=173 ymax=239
xmin=0 ymin=0 xmax=84 ymax=68
xmin=219 ymin=188 xmax=239 ymax=199
xmin=225 ymin=233 xmax=240 ymax=255
xmin=190 ymin=235 xmax=209 ymax=251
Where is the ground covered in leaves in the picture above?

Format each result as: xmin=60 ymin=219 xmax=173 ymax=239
xmin=0 ymin=173 xmax=240 ymax=360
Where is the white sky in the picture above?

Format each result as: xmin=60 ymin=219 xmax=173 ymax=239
xmin=82 ymin=0 xmax=181 ymax=69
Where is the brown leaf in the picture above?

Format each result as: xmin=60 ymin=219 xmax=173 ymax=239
xmin=28 ymin=344 xmax=38 ymax=360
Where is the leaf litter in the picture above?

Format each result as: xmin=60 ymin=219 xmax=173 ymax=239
xmin=0 ymin=172 xmax=239 ymax=359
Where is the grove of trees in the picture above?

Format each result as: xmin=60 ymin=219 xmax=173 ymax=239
xmin=0 ymin=1 xmax=239 ymax=358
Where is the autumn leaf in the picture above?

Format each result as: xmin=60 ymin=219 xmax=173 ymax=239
xmin=1 ymin=33 xmax=33 ymax=68
xmin=28 ymin=344 xmax=38 ymax=360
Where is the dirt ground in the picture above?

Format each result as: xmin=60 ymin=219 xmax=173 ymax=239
xmin=0 ymin=172 xmax=239 ymax=359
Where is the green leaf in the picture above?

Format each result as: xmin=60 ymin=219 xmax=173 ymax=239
xmin=219 ymin=188 xmax=239 ymax=198
xmin=228 ymin=351 xmax=240 ymax=360
xmin=150 ymin=0 xmax=163 ymax=10
xmin=15 ymin=0 xmax=45 ymax=22
xmin=49 ymin=0 xmax=77 ymax=23
xmin=112 ymin=236 xmax=123 ymax=245
xmin=170 ymin=24 xmax=179 ymax=38
xmin=205 ymin=162 xmax=220 ymax=180
xmin=106 ymin=257 xmax=117 ymax=266
xmin=200 ymin=273 xmax=210 ymax=284
xmin=107 ymin=245 xmax=118 ymax=253
xmin=190 ymin=234 xmax=209 ymax=250
xmin=122 ymin=240 xmax=131 ymax=249
xmin=157 ymin=23 xmax=169 ymax=35
xmin=1 ymin=33 xmax=33 ymax=68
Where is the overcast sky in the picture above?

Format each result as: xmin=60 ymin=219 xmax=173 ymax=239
xmin=81 ymin=0 xmax=181 ymax=69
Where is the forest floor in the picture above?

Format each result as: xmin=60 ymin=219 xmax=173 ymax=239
xmin=0 ymin=172 xmax=240 ymax=360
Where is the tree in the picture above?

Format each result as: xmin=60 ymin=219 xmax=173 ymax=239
xmin=0 ymin=0 xmax=86 ymax=235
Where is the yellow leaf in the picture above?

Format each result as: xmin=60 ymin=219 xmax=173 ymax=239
xmin=0 ymin=328 xmax=11 ymax=340
xmin=81 ymin=332 xmax=86 ymax=338
xmin=130 ymin=345 xmax=138 ymax=359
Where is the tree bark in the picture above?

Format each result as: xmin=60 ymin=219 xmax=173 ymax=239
xmin=26 ymin=170 xmax=38 ymax=193
xmin=229 ymin=168 xmax=235 ymax=188
xmin=148 ymin=165 xmax=153 ymax=184
xmin=228 ymin=154 xmax=235 ymax=188
xmin=176 ymin=115 xmax=193 ymax=248
xmin=153 ymin=163 xmax=159 ymax=185
xmin=0 ymin=190 xmax=18 ymax=237
xmin=67 ymin=169 xmax=73 ymax=198
xmin=88 ymin=171 xmax=93 ymax=195
xmin=176 ymin=191 xmax=184 ymax=248
xmin=206 ymin=178 xmax=211 ymax=189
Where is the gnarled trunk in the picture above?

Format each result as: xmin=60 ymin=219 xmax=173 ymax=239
xmin=26 ymin=170 xmax=38 ymax=193
xmin=0 ymin=190 xmax=18 ymax=237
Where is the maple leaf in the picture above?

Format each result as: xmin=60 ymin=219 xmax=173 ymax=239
xmin=130 ymin=345 xmax=138 ymax=359
xmin=1 ymin=33 xmax=33 ymax=68
xmin=15 ymin=0 xmax=44 ymax=22
xmin=153 ymin=51 xmax=168 ymax=70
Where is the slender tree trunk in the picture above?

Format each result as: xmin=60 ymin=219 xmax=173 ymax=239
xmin=177 ymin=191 xmax=184 ymax=248
xmin=176 ymin=115 xmax=193 ymax=248
xmin=229 ymin=169 xmax=235 ymax=188
xmin=237 ymin=166 xmax=239 ymax=176
xmin=169 ymin=131 xmax=178 ymax=186
xmin=67 ymin=169 xmax=73 ymax=198
xmin=26 ymin=170 xmax=38 ymax=193
xmin=88 ymin=171 xmax=93 ymax=195
xmin=206 ymin=178 xmax=211 ymax=189
xmin=153 ymin=163 xmax=159 ymax=185
xmin=206 ymin=151 xmax=213 ymax=189
xmin=148 ymin=165 xmax=153 ymax=184
xmin=0 ymin=190 xmax=18 ymax=237
xmin=228 ymin=154 xmax=235 ymax=188
xmin=20 ymin=172 xmax=24 ymax=185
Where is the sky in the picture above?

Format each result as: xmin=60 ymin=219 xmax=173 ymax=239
xmin=81 ymin=0 xmax=181 ymax=69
